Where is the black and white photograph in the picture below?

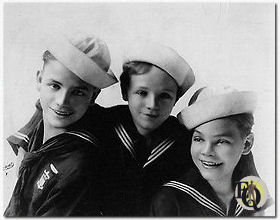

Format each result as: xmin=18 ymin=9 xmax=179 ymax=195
xmin=2 ymin=2 xmax=276 ymax=217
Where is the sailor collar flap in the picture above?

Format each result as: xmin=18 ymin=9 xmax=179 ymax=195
xmin=163 ymin=169 xmax=244 ymax=216
xmin=114 ymin=122 xmax=176 ymax=168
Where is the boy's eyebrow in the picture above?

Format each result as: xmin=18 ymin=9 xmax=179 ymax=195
xmin=48 ymin=79 xmax=62 ymax=85
xmin=135 ymin=86 xmax=148 ymax=90
xmin=74 ymin=85 xmax=90 ymax=91
xmin=48 ymin=79 xmax=90 ymax=91
xmin=134 ymin=86 xmax=176 ymax=93
xmin=193 ymin=129 xmax=234 ymax=138
xmin=213 ymin=132 xmax=234 ymax=138
xmin=193 ymin=129 xmax=202 ymax=134
xmin=162 ymin=88 xmax=176 ymax=93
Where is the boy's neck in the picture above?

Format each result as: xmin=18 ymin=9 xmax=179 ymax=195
xmin=208 ymin=175 xmax=234 ymax=209
xmin=43 ymin=124 xmax=67 ymax=144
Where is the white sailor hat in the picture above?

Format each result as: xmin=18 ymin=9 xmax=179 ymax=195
xmin=46 ymin=32 xmax=118 ymax=89
xmin=123 ymin=38 xmax=195 ymax=98
xmin=177 ymin=86 xmax=257 ymax=129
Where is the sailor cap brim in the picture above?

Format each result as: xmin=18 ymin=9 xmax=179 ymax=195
xmin=47 ymin=34 xmax=118 ymax=89
xmin=177 ymin=91 xmax=257 ymax=130
xmin=123 ymin=39 xmax=195 ymax=97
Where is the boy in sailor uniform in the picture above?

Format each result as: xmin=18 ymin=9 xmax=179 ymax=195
xmin=4 ymin=33 xmax=117 ymax=216
xmin=150 ymin=86 xmax=272 ymax=216
xmin=97 ymin=39 xmax=196 ymax=216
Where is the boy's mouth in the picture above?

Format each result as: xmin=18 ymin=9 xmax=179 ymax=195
xmin=51 ymin=108 xmax=73 ymax=117
xmin=144 ymin=113 xmax=158 ymax=118
xmin=142 ymin=111 xmax=159 ymax=119
xmin=199 ymin=159 xmax=223 ymax=168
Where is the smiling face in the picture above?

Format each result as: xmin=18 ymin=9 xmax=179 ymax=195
xmin=191 ymin=118 xmax=248 ymax=184
xmin=126 ymin=66 xmax=178 ymax=136
xmin=37 ymin=60 xmax=98 ymax=135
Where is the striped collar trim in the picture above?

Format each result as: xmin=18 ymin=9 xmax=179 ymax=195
xmin=114 ymin=123 xmax=136 ymax=159
xmin=164 ymin=181 xmax=226 ymax=216
xmin=65 ymin=130 xmax=100 ymax=146
xmin=143 ymin=138 xmax=175 ymax=168
xmin=234 ymin=203 xmax=243 ymax=216
xmin=36 ymin=130 xmax=100 ymax=153
xmin=10 ymin=129 xmax=98 ymax=145
xmin=12 ymin=131 xmax=30 ymax=143
xmin=114 ymin=123 xmax=175 ymax=167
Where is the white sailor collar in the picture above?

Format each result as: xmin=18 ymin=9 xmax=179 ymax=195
xmin=163 ymin=168 xmax=245 ymax=216
xmin=114 ymin=122 xmax=176 ymax=168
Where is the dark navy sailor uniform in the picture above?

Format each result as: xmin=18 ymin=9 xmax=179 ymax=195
xmin=5 ymin=115 xmax=103 ymax=216
xmin=150 ymin=166 xmax=267 ymax=216
xmin=99 ymin=105 xmax=194 ymax=216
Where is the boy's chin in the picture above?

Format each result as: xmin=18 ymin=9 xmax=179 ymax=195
xmin=199 ymin=169 xmax=222 ymax=181
xmin=46 ymin=119 xmax=74 ymax=130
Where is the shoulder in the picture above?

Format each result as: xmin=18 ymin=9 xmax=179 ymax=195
xmin=162 ymin=116 xmax=191 ymax=138
xmin=177 ymin=168 xmax=206 ymax=187
xmin=52 ymin=131 xmax=100 ymax=166
xmin=105 ymin=105 xmax=128 ymax=115
xmin=49 ymin=142 xmax=97 ymax=185
xmin=72 ymin=104 xmax=107 ymax=132
xmin=161 ymin=169 xmax=203 ymax=194
xmin=56 ymin=138 xmax=96 ymax=163
xmin=151 ymin=186 xmax=179 ymax=216
xmin=85 ymin=103 xmax=106 ymax=118
xmin=103 ymin=105 xmax=130 ymax=123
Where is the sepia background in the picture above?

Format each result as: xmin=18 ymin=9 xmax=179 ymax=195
xmin=2 ymin=2 xmax=275 ymax=215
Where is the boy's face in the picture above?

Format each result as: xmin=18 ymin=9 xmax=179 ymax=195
xmin=37 ymin=60 xmax=98 ymax=131
xmin=191 ymin=118 xmax=246 ymax=184
xmin=127 ymin=66 xmax=177 ymax=136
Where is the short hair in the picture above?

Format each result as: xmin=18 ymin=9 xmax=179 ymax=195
xmin=120 ymin=61 xmax=180 ymax=101
xmin=42 ymin=50 xmax=56 ymax=65
xmin=226 ymin=113 xmax=254 ymax=138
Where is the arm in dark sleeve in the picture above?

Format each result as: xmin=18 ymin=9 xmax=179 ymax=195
xmin=150 ymin=189 xmax=179 ymax=216
xmin=35 ymin=144 xmax=102 ymax=217
xmin=6 ymin=100 xmax=42 ymax=155
xmin=35 ymin=173 xmax=101 ymax=216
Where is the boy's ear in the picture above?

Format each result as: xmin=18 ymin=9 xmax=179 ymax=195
xmin=242 ymin=133 xmax=254 ymax=155
xmin=36 ymin=70 xmax=43 ymax=91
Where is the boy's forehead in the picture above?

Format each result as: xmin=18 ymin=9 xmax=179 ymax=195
xmin=194 ymin=118 xmax=241 ymax=138
xmin=42 ymin=60 xmax=93 ymax=89
xmin=129 ymin=66 xmax=178 ymax=90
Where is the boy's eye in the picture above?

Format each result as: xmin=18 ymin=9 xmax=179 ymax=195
xmin=159 ymin=93 xmax=172 ymax=100
xmin=136 ymin=90 xmax=147 ymax=96
xmin=48 ymin=83 xmax=60 ymax=90
xmin=217 ymin=139 xmax=231 ymax=145
xmin=72 ymin=90 xmax=86 ymax=96
xmin=193 ymin=136 xmax=203 ymax=142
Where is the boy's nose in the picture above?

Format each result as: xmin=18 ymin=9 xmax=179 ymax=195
xmin=56 ymin=91 xmax=70 ymax=106
xmin=146 ymin=95 xmax=158 ymax=109
xmin=201 ymin=142 xmax=214 ymax=156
